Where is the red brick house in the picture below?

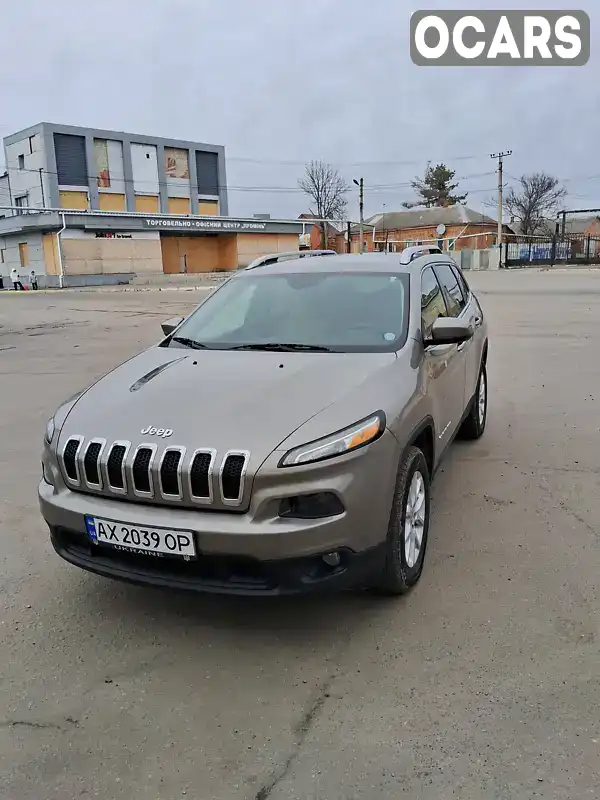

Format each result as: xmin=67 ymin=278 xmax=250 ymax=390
xmin=336 ymin=206 xmax=513 ymax=253
xmin=298 ymin=213 xmax=343 ymax=251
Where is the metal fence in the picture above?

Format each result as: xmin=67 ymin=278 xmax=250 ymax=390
xmin=504 ymin=234 xmax=600 ymax=268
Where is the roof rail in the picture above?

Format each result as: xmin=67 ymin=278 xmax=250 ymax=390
xmin=398 ymin=245 xmax=443 ymax=265
xmin=245 ymin=250 xmax=337 ymax=270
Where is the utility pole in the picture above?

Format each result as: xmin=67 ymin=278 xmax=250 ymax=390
xmin=490 ymin=151 xmax=512 ymax=248
xmin=353 ymin=178 xmax=364 ymax=253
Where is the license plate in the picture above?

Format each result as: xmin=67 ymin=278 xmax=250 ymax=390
xmin=84 ymin=515 xmax=196 ymax=559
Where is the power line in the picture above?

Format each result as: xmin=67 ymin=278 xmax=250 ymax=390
xmin=225 ymin=153 xmax=484 ymax=166
xmin=0 ymin=164 xmax=499 ymax=194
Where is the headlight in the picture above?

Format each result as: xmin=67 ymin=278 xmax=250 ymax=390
xmin=279 ymin=412 xmax=386 ymax=468
xmin=44 ymin=417 xmax=55 ymax=444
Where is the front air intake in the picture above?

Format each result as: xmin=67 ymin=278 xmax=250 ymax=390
xmin=160 ymin=449 xmax=183 ymax=497
xmin=220 ymin=453 xmax=248 ymax=504
xmin=83 ymin=441 xmax=103 ymax=486
xmin=107 ymin=444 xmax=127 ymax=490
xmin=132 ymin=446 xmax=153 ymax=494
xmin=63 ymin=438 xmax=81 ymax=482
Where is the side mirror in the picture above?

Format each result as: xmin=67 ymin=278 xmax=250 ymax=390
xmin=426 ymin=317 xmax=473 ymax=346
xmin=161 ymin=316 xmax=184 ymax=337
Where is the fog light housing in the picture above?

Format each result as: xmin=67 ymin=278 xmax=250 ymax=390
xmin=42 ymin=460 xmax=54 ymax=486
xmin=279 ymin=492 xmax=345 ymax=520
xmin=322 ymin=552 xmax=341 ymax=567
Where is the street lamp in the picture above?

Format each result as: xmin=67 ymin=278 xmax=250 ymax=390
xmin=353 ymin=178 xmax=364 ymax=253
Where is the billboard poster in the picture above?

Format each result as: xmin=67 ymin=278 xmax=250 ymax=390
xmin=95 ymin=139 xmax=110 ymax=188
xmin=165 ymin=147 xmax=189 ymax=180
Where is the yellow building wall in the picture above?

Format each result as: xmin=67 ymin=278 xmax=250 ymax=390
xmin=198 ymin=200 xmax=219 ymax=216
xmin=59 ymin=190 xmax=89 ymax=210
xmin=98 ymin=193 xmax=126 ymax=211
xmin=18 ymin=242 xmax=29 ymax=267
xmin=168 ymin=197 xmax=191 ymax=215
xmin=160 ymin=235 xmax=239 ymax=274
xmin=135 ymin=195 xmax=159 ymax=213
xmin=60 ymin=237 xmax=163 ymax=276
xmin=219 ymin=235 xmax=239 ymax=270
xmin=42 ymin=234 xmax=60 ymax=275
xmin=236 ymin=233 xmax=299 ymax=267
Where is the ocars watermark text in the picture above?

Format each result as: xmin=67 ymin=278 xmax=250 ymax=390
xmin=411 ymin=10 xmax=590 ymax=66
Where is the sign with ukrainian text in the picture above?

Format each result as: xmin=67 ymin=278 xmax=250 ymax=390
xmin=142 ymin=218 xmax=268 ymax=232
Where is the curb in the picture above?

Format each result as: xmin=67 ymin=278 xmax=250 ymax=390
xmin=1 ymin=285 xmax=216 ymax=295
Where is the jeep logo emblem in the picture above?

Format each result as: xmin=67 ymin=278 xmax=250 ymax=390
xmin=141 ymin=426 xmax=173 ymax=438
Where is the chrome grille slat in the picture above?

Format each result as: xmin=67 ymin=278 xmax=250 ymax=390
xmin=60 ymin=437 xmax=249 ymax=508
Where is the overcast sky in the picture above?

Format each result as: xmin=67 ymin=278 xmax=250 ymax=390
xmin=2 ymin=0 xmax=598 ymax=221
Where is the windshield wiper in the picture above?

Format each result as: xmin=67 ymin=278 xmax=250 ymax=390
xmin=228 ymin=342 xmax=333 ymax=352
xmin=170 ymin=336 xmax=208 ymax=350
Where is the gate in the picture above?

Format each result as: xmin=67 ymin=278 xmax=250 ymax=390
xmin=504 ymin=234 xmax=600 ymax=268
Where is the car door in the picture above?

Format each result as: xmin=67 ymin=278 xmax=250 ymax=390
xmin=420 ymin=265 xmax=466 ymax=450
xmin=431 ymin=262 xmax=470 ymax=417
xmin=451 ymin=264 xmax=485 ymax=402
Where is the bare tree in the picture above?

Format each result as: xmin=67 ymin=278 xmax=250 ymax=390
xmin=299 ymin=161 xmax=349 ymax=248
xmin=501 ymin=173 xmax=567 ymax=236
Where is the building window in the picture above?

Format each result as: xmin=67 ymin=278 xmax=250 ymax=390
xmin=29 ymin=135 xmax=36 ymax=154
xmin=196 ymin=151 xmax=219 ymax=196
xmin=14 ymin=195 xmax=28 ymax=214
xmin=0 ymin=248 xmax=5 ymax=263
xmin=18 ymin=154 xmax=25 ymax=170
xmin=54 ymin=133 xmax=88 ymax=186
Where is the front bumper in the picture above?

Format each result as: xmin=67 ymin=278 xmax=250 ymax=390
xmin=48 ymin=525 xmax=387 ymax=595
xmin=39 ymin=429 xmax=399 ymax=595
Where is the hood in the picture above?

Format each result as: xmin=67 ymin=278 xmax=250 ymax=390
xmin=59 ymin=345 xmax=396 ymax=463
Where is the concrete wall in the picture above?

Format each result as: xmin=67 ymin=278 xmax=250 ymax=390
xmin=0 ymin=174 xmax=10 ymax=217
xmin=451 ymin=248 xmax=500 ymax=271
xmin=3 ymin=123 xmax=228 ymax=216
xmin=131 ymin=143 xmax=160 ymax=196
xmin=0 ymin=231 xmax=45 ymax=285
xmin=3 ymin=129 xmax=51 ymax=212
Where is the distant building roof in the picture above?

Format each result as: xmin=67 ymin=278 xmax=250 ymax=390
xmin=509 ymin=216 xmax=599 ymax=236
xmin=364 ymin=205 xmax=499 ymax=232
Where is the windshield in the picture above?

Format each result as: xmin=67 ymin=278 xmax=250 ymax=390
xmin=167 ymin=271 xmax=410 ymax=352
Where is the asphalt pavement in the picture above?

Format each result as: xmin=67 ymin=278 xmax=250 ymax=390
xmin=0 ymin=268 xmax=599 ymax=799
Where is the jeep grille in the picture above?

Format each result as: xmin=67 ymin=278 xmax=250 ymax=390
xmin=58 ymin=437 xmax=249 ymax=510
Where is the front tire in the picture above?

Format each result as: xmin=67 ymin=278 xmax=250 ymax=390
xmin=371 ymin=446 xmax=431 ymax=595
xmin=459 ymin=362 xmax=487 ymax=440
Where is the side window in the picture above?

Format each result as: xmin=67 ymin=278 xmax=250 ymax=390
xmin=433 ymin=263 xmax=467 ymax=318
xmin=452 ymin=264 xmax=470 ymax=301
xmin=421 ymin=267 xmax=448 ymax=338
